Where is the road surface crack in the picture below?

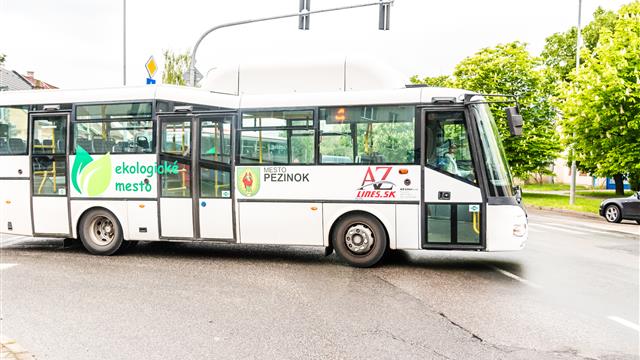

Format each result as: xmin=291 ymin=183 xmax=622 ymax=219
xmin=438 ymin=312 xmax=485 ymax=343
xmin=371 ymin=327 xmax=452 ymax=360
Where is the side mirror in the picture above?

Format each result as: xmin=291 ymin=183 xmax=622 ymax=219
xmin=505 ymin=107 xmax=524 ymax=137
xmin=514 ymin=185 xmax=522 ymax=203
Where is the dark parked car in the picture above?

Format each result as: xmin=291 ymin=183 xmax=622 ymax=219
xmin=599 ymin=191 xmax=640 ymax=224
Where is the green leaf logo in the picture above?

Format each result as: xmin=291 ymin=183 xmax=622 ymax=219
xmin=71 ymin=146 xmax=112 ymax=196
xmin=79 ymin=153 xmax=112 ymax=196
xmin=72 ymin=146 xmax=93 ymax=193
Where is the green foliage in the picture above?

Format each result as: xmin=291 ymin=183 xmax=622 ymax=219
xmin=0 ymin=53 xmax=5 ymax=65
xmin=560 ymin=1 xmax=640 ymax=190
xmin=541 ymin=7 xmax=617 ymax=84
xmin=451 ymin=42 xmax=562 ymax=179
xmin=409 ymin=74 xmax=453 ymax=87
xmin=522 ymin=192 xmax=602 ymax=214
xmin=162 ymin=49 xmax=190 ymax=86
xmin=522 ymin=183 xmax=589 ymax=191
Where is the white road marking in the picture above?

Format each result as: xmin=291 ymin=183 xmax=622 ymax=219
xmin=0 ymin=263 xmax=18 ymax=270
xmin=529 ymin=223 xmax=588 ymax=236
xmin=607 ymin=316 xmax=640 ymax=332
xmin=488 ymin=265 xmax=543 ymax=289
xmin=546 ymin=222 xmax=612 ymax=235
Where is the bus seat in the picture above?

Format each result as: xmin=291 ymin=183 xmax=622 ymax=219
xmin=358 ymin=153 xmax=384 ymax=164
xmin=76 ymin=138 xmax=92 ymax=152
xmin=92 ymin=139 xmax=107 ymax=153
xmin=8 ymin=138 xmax=26 ymax=154
xmin=113 ymin=141 xmax=128 ymax=153
xmin=136 ymin=136 xmax=150 ymax=151
xmin=33 ymin=139 xmax=43 ymax=153
xmin=42 ymin=139 xmax=53 ymax=153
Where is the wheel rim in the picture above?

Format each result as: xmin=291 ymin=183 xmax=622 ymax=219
xmin=605 ymin=206 xmax=618 ymax=222
xmin=344 ymin=223 xmax=374 ymax=255
xmin=88 ymin=216 xmax=116 ymax=247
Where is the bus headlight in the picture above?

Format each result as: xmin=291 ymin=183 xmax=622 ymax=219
xmin=513 ymin=222 xmax=527 ymax=237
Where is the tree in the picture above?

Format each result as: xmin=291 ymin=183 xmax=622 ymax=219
xmin=451 ymin=42 xmax=562 ymax=179
xmin=162 ymin=49 xmax=191 ymax=86
xmin=0 ymin=53 xmax=5 ymax=66
xmin=541 ymin=7 xmax=617 ymax=85
xmin=560 ymin=1 xmax=640 ymax=194
xmin=409 ymin=74 xmax=452 ymax=87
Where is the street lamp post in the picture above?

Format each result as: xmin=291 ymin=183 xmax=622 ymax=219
xmin=187 ymin=0 xmax=394 ymax=87
xmin=123 ymin=0 xmax=127 ymax=86
xmin=569 ymin=0 xmax=582 ymax=205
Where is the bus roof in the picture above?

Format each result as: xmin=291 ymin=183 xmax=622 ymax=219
xmin=0 ymin=84 xmax=475 ymax=109
xmin=0 ymin=84 xmax=240 ymax=109
xmin=238 ymin=87 xmax=472 ymax=108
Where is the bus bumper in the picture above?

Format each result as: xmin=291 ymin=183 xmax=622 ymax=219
xmin=485 ymin=204 xmax=528 ymax=251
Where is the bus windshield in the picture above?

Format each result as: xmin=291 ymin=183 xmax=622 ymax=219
xmin=471 ymin=103 xmax=514 ymax=197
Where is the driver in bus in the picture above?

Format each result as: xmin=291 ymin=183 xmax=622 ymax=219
xmin=444 ymin=142 xmax=473 ymax=181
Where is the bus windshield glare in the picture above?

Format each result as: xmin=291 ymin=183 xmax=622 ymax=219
xmin=471 ymin=103 xmax=514 ymax=197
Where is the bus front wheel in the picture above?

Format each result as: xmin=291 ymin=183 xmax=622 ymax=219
xmin=79 ymin=209 xmax=124 ymax=256
xmin=332 ymin=213 xmax=387 ymax=268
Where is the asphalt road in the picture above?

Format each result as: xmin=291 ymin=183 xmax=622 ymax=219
xmin=0 ymin=209 xmax=638 ymax=360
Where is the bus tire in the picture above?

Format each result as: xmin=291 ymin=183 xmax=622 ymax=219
xmin=332 ymin=213 xmax=387 ymax=268
xmin=79 ymin=209 xmax=124 ymax=256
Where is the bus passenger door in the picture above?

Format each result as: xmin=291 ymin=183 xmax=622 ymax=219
xmin=30 ymin=113 xmax=71 ymax=236
xmin=422 ymin=109 xmax=484 ymax=249
xmin=0 ymin=106 xmax=32 ymax=236
xmin=158 ymin=116 xmax=195 ymax=239
xmin=196 ymin=115 xmax=234 ymax=240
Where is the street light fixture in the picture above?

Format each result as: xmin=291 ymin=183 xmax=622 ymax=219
xmin=299 ymin=0 xmax=310 ymax=30
xmin=379 ymin=0 xmax=391 ymax=31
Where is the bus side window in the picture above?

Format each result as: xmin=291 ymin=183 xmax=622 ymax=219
xmin=319 ymin=105 xmax=415 ymax=165
xmin=239 ymin=110 xmax=314 ymax=165
xmin=425 ymin=112 xmax=476 ymax=183
xmin=0 ymin=106 xmax=29 ymax=155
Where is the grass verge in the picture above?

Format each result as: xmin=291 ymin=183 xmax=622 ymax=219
xmin=575 ymin=190 xmax=635 ymax=198
xmin=522 ymin=183 xmax=589 ymax=191
xmin=522 ymin=192 xmax=602 ymax=214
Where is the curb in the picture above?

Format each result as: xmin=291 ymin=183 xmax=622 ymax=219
xmin=0 ymin=336 xmax=34 ymax=359
xmin=524 ymin=205 xmax=601 ymax=220
xmin=526 ymin=206 xmax=639 ymax=237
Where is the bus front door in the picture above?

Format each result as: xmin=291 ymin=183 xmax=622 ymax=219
xmin=30 ymin=112 xmax=71 ymax=236
xmin=422 ymin=109 xmax=484 ymax=249
xmin=196 ymin=115 xmax=234 ymax=240
xmin=159 ymin=115 xmax=195 ymax=239
xmin=158 ymin=114 xmax=234 ymax=240
xmin=0 ymin=107 xmax=32 ymax=236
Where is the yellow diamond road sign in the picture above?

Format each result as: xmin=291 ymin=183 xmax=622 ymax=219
xmin=145 ymin=56 xmax=157 ymax=78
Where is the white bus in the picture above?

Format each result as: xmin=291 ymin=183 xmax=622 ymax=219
xmin=0 ymin=61 xmax=527 ymax=267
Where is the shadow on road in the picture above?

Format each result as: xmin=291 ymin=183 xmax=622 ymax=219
xmin=3 ymin=237 xmax=523 ymax=274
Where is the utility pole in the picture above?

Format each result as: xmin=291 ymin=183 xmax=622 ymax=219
xmin=569 ymin=0 xmax=582 ymax=205
xmin=123 ymin=0 xmax=127 ymax=86
xmin=187 ymin=0 xmax=394 ymax=86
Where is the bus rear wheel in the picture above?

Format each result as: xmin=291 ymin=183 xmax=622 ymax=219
xmin=332 ymin=213 xmax=387 ymax=268
xmin=79 ymin=209 xmax=123 ymax=255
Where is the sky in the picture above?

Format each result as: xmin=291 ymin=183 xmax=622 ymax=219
xmin=0 ymin=0 xmax=632 ymax=89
